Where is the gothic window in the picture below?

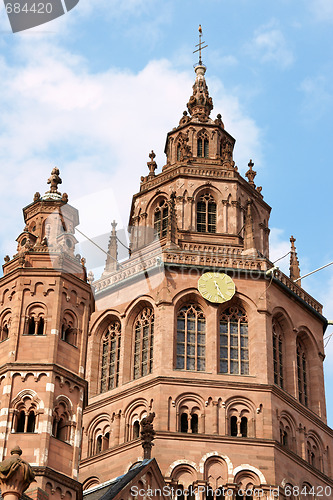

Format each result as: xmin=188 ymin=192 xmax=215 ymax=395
xmin=219 ymin=306 xmax=249 ymax=375
xmin=197 ymin=137 xmax=209 ymax=158
xmin=154 ymin=199 xmax=168 ymax=239
xmin=100 ymin=320 xmax=121 ymax=393
xmin=297 ymin=340 xmax=308 ymax=406
xmin=61 ymin=311 xmax=77 ymax=346
xmin=197 ymin=193 xmax=216 ymax=233
xmin=273 ymin=322 xmax=284 ymax=388
xmin=133 ymin=307 xmax=154 ymax=380
xmin=176 ymin=304 xmax=206 ymax=371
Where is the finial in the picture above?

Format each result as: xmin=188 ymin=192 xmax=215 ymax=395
xmin=245 ymin=159 xmax=257 ymax=187
xmin=147 ymin=150 xmax=157 ymax=179
xmin=140 ymin=412 xmax=156 ymax=460
xmin=193 ymin=25 xmax=208 ymax=66
xmin=47 ymin=167 xmax=62 ymax=194
xmin=290 ymin=235 xmax=301 ymax=283
xmin=111 ymin=220 xmax=117 ymax=235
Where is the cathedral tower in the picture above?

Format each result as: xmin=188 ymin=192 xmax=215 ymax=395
xmin=80 ymin=31 xmax=333 ymax=498
xmin=0 ymin=169 xmax=94 ymax=500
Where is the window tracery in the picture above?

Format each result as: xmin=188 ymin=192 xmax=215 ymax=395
xmin=100 ymin=320 xmax=121 ymax=393
xmin=197 ymin=193 xmax=216 ymax=233
xmin=176 ymin=304 xmax=206 ymax=371
xmin=154 ymin=199 xmax=168 ymax=239
xmin=11 ymin=393 xmax=39 ymax=433
xmin=219 ymin=306 xmax=249 ymax=375
xmin=272 ymin=321 xmax=284 ymax=388
xmin=197 ymin=132 xmax=209 ymax=158
xmin=296 ymin=340 xmax=308 ymax=406
xmin=133 ymin=307 xmax=154 ymax=380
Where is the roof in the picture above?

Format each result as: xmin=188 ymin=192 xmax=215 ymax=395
xmin=83 ymin=460 xmax=154 ymax=500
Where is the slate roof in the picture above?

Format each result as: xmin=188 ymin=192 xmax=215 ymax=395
xmin=83 ymin=460 xmax=154 ymax=500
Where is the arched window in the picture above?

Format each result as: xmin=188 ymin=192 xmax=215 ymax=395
xmin=26 ymin=307 xmax=46 ymax=336
xmin=61 ymin=312 xmax=77 ymax=346
xmin=52 ymin=400 xmax=71 ymax=442
xmin=176 ymin=304 xmax=206 ymax=371
xmin=197 ymin=136 xmax=209 ymax=158
xmin=272 ymin=321 xmax=284 ymax=388
xmin=27 ymin=411 xmax=36 ymax=433
xmin=154 ymin=199 xmax=168 ymax=239
xmin=219 ymin=306 xmax=249 ymax=375
xmin=100 ymin=320 xmax=121 ymax=393
xmin=297 ymin=340 xmax=308 ymax=406
xmin=230 ymin=416 xmax=237 ymax=436
xmin=197 ymin=193 xmax=216 ymax=233
xmin=306 ymin=436 xmax=321 ymax=470
xmin=0 ymin=312 xmax=11 ymax=342
xmin=96 ymin=435 xmax=102 ymax=453
xmin=28 ymin=317 xmax=36 ymax=335
xmin=16 ymin=410 xmax=25 ymax=433
xmin=180 ymin=413 xmax=188 ymax=433
xmin=191 ymin=414 xmax=198 ymax=434
xmin=133 ymin=420 xmax=140 ymax=439
xmin=133 ymin=307 xmax=154 ymax=380
xmin=240 ymin=416 xmax=248 ymax=437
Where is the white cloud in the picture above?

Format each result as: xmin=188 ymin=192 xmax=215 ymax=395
xmin=247 ymin=21 xmax=294 ymax=69
xmin=269 ymin=228 xmax=291 ymax=274
xmin=309 ymin=0 xmax=333 ymax=22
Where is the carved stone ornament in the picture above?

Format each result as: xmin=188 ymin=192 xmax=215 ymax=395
xmin=0 ymin=446 xmax=35 ymax=500
xmin=187 ymin=65 xmax=213 ymax=121
xmin=47 ymin=167 xmax=62 ymax=194
xmin=140 ymin=412 xmax=156 ymax=460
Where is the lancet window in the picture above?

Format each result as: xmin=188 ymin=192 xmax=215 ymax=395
xmin=100 ymin=320 xmax=121 ymax=393
xmin=219 ymin=306 xmax=249 ymax=375
xmin=272 ymin=321 xmax=284 ymax=388
xmin=197 ymin=193 xmax=216 ymax=233
xmin=133 ymin=307 xmax=154 ymax=380
xmin=52 ymin=400 xmax=72 ymax=442
xmin=297 ymin=340 xmax=308 ymax=406
xmin=154 ymin=199 xmax=168 ymax=239
xmin=176 ymin=304 xmax=206 ymax=371
xmin=197 ymin=136 xmax=209 ymax=158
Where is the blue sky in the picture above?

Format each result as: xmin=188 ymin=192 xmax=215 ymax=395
xmin=1 ymin=0 xmax=333 ymax=425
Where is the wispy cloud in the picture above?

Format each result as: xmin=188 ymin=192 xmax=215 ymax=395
xmin=309 ymin=0 xmax=333 ymax=23
xmin=246 ymin=21 xmax=294 ymax=69
xmin=299 ymin=74 xmax=333 ymax=120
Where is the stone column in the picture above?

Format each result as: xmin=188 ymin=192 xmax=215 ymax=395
xmin=0 ymin=446 xmax=35 ymax=500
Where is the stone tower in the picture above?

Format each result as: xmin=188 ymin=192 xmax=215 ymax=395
xmin=0 ymin=169 xmax=94 ymax=500
xmin=79 ymin=41 xmax=333 ymax=497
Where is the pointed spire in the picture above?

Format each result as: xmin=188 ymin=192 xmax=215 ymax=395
xmin=104 ymin=220 xmax=118 ymax=273
xmin=290 ymin=235 xmax=301 ymax=284
xmin=187 ymin=26 xmax=213 ymax=121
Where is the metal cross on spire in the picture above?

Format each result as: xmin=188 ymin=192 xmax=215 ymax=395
xmin=193 ymin=25 xmax=208 ymax=65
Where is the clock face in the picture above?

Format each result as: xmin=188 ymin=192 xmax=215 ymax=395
xmin=198 ymin=272 xmax=235 ymax=304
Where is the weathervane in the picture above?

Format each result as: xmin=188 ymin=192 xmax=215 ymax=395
xmin=193 ymin=25 xmax=208 ymax=65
